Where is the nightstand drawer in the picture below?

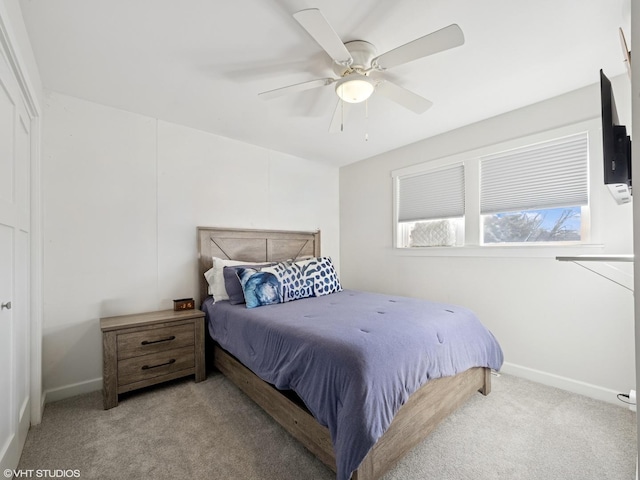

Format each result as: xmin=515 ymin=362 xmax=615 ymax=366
xmin=117 ymin=323 xmax=194 ymax=360
xmin=117 ymin=346 xmax=195 ymax=386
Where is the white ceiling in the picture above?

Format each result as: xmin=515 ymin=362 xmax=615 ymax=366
xmin=19 ymin=0 xmax=631 ymax=167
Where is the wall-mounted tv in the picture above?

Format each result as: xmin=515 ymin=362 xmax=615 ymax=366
xmin=600 ymin=69 xmax=632 ymax=204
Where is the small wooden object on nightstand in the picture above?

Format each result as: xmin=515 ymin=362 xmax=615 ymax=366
xmin=100 ymin=308 xmax=206 ymax=409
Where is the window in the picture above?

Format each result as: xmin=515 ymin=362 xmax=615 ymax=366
xmin=479 ymin=133 xmax=589 ymax=244
xmin=482 ymin=207 xmax=582 ymax=244
xmin=396 ymin=164 xmax=464 ymax=248
xmin=392 ymin=125 xmax=592 ymax=250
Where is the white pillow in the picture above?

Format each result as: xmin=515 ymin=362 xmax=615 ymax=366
xmin=205 ymin=257 xmax=265 ymax=301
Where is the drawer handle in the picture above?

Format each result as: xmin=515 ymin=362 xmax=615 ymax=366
xmin=141 ymin=335 xmax=176 ymax=346
xmin=141 ymin=359 xmax=176 ymax=370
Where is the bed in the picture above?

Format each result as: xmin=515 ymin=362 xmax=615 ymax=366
xmin=197 ymin=227 xmax=503 ymax=480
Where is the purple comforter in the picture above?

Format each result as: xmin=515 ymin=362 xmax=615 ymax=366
xmin=203 ymin=290 xmax=503 ymax=480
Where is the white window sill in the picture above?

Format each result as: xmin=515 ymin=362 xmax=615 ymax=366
xmin=393 ymin=243 xmax=616 ymax=259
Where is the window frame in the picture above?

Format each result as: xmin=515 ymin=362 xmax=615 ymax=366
xmin=391 ymin=119 xmax=603 ymax=258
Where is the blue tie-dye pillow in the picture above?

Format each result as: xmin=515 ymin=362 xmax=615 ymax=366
xmin=236 ymin=267 xmax=283 ymax=309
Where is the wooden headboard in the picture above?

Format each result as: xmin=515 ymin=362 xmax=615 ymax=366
xmin=197 ymin=227 xmax=321 ymax=302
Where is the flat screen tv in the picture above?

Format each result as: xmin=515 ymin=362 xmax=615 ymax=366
xmin=600 ymin=69 xmax=632 ymax=204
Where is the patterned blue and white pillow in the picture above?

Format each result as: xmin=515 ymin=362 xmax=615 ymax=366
xmin=262 ymin=262 xmax=315 ymax=302
xmin=237 ymin=257 xmax=342 ymax=308
xmin=296 ymin=256 xmax=342 ymax=296
xmin=236 ymin=267 xmax=283 ymax=309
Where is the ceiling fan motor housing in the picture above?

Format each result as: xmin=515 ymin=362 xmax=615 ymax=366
xmin=332 ymin=40 xmax=378 ymax=76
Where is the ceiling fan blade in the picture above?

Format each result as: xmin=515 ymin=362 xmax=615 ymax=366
xmin=258 ymin=78 xmax=334 ymax=100
xmin=375 ymin=81 xmax=433 ymax=114
xmin=293 ymin=8 xmax=353 ymax=65
xmin=328 ymin=100 xmax=351 ymax=133
xmin=372 ymin=24 xmax=464 ymax=70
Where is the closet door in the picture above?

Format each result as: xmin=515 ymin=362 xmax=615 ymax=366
xmin=0 ymin=43 xmax=31 ymax=471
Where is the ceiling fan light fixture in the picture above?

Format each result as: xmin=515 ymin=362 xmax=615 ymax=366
xmin=335 ymin=75 xmax=375 ymax=103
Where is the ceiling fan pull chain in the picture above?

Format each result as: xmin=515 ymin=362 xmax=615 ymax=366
xmin=340 ymin=95 xmax=344 ymax=132
xmin=364 ymin=99 xmax=369 ymax=141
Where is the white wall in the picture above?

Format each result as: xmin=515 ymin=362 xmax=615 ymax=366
xmin=41 ymin=91 xmax=340 ymax=400
xmin=340 ymin=76 xmax=635 ymax=405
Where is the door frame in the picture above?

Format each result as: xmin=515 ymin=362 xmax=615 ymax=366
xmin=0 ymin=1 xmax=43 ymax=425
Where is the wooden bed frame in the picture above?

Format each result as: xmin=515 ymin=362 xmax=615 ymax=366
xmin=197 ymin=227 xmax=491 ymax=480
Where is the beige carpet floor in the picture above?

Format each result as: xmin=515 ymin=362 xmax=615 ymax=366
xmin=17 ymin=372 xmax=637 ymax=479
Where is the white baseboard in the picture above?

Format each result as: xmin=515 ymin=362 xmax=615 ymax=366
xmin=39 ymin=365 xmax=630 ymax=409
xmin=43 ymin=378 xmax=102 ymax=404
xmin=501 ymin=362 xmax=626 ymax=407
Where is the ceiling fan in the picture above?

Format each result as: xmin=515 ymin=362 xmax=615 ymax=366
xmin=258 ymin=8 xmax=465 ymax=132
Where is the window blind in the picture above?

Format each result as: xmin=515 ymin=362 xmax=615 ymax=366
xmin=397 ymin=164 xmax=465 ymax=222
xmin=480 ymin=132 xmax=589 ymax=215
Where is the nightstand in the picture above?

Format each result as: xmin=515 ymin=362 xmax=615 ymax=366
xmin=100 ymin=308 xmax=206 ymax=409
